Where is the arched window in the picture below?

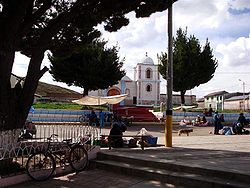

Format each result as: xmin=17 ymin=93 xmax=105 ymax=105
xmin=146 ymin=84 xmax=152 ymax=92
xmin=146 ymin=68 xmax=152 ymax=79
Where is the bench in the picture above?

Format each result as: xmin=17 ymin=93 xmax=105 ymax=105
xmin=100 ymin=134 xmax=146 ymax=150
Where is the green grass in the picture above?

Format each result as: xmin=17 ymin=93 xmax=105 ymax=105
xmin=33 ymin=102 xmax=109 ymax=110
xmin=34 ymin=103 xmax=82 ymax=110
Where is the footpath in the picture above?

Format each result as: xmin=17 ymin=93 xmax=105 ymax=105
xmin=8 ymin=133 xmax=250 ymax=188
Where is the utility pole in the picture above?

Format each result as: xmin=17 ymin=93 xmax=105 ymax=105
xmin=239 ymin=79 xmax=246 ymax=111
xmin=165 ymin=1 xmax=173 ymax=147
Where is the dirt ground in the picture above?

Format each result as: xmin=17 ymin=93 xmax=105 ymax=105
xmin=125 ymin=123 xmax=214 ymax=137
xmin=101 ymin=122 xmax=250 ymax=138
xmin=100 ymin=122 xmax=214 ymax=138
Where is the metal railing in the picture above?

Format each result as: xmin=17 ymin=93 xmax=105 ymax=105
xmin=0 ymin=123 xmax=99 ymax=179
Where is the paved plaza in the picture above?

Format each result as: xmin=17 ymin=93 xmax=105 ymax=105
xmin=7 ymin=124 xmax=250 ymax=188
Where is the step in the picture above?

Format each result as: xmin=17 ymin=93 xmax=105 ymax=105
xmin=96 ymin=152 xmax=250 ymax=185
xmin=93 ymin=160 xmax=249 ymax=188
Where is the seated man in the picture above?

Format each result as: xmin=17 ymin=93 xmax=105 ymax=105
xmin=108 ymin=116 xmax=127 ymax=148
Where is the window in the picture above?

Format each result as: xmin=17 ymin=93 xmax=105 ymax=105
xmin=146 ymin=69 xmax=152 ymax=79
xmin=146 ymin=84 xmax=152 ymax=92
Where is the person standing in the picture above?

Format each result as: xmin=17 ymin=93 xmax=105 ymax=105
xmin=89 ymin=110 xmax=97 ymax=126
xmin=99 ymin=110 xmax=105 ymax=133
xmin=238 ymin=113 xmax=248 ymax=127
xmin=213 ymin=111 xmax=220 ymax=134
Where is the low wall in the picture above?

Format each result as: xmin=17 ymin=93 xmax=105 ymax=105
xmin=28 ymin=109 xmax=250 ymax=123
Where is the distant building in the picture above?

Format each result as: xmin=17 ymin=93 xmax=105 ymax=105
xmin=204 ymin=91 xmax=228 ymax=110
xmin=224 ymin=94 xmax=249 ymax=110
xmin=160 ymin=94 xmax=197 ymax=106
xmin=204 ymin=91 xmax=249 ymax=111
xmin=197 ymin=98 xmax=205 ymax=108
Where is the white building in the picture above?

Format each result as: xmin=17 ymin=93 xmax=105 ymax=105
xmin=89 ymin=53 xmax=161 ymax=107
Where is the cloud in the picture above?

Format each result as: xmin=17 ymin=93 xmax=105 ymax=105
xmin=173 ymin=0 xmax=229 ymax=30
xmin=229 ymin=0 xmax=250 ymax=10
xmin=216 ymin=35 xmax=250 ymax=67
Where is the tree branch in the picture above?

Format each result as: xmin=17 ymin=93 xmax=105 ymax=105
xmin=18 ymin=0 xmax=53 ymax=38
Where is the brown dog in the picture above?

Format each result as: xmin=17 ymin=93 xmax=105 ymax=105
xmin=178 ymin=128 xmax=193 ymax=136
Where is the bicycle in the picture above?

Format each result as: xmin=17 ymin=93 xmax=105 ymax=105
xmin=26 ymin=134 xmax=88 ymax=181
xmin=79 ymin=114 xmax=87 ymax=123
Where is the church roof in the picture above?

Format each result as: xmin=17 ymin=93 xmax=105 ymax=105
xmin=141 ymin=52 xmax=154 ymax=65
xmin=121 ymin=75 xmax=132 ymax=81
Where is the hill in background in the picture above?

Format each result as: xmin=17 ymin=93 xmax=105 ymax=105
xmin=35 ymin=82 xmax=82 ymax=102
xmin=36 ymin=81 xmax=81 ymax=96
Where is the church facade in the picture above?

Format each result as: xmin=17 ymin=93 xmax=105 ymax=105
xmin=89 ymin=54 xmax=161 ymax=107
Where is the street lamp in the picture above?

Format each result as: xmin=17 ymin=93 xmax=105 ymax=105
xmin=239 ymin=79 xmax=246 ymax=111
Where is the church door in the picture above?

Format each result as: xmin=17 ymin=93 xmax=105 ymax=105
xmin=107 ymin=89 xmax=121 ymax=110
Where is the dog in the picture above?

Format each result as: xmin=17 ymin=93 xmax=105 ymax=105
xmin=178 ymin=128 xmax=193 ymax=136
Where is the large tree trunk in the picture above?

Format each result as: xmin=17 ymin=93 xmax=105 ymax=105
xmin=0 ymin=50 xmax=47 ymax=131
xmin=180 ymin=90 xmax=186 ymax=105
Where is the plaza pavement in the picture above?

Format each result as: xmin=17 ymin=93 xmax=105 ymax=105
xmin=8 ymin=129 xmax=250 ymax=188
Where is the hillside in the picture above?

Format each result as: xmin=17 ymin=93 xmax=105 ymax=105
xmin=36 ymin=81 xmax=81 ymax=96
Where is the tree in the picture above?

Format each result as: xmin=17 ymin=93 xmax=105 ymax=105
xmin=158 ymin=28 xmax=218 ymax=105
xmin=0 ymin=0 xmax=176 ymax=131
xmin=49 ymin=42 xmax=125 ymax=96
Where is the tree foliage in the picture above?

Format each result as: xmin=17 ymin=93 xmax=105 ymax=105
xmin=0 ymin=0 xmax=176 ymax=130
xmin=49 ymin=42 xmax=125 ymax=96
xmin=158 ymin=28 xmax=218 ymax=104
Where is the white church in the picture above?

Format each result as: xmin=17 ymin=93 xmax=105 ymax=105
xmin=89 ymin=53 xmax=161 ymax=107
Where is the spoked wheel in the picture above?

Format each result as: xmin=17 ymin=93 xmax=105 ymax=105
xmin=26 ymin=152 xmax=56 ymax=181
xmin=79 ymin=115 xmax=85 ymax=123
xmin=69 ymin=145 xmax=88 ymax=172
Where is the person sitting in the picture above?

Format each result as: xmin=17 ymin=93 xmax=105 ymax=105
xmin=238 ymin=113 xmax=248 ymax=127
xmin=108 ymin=116 xmax=127 ymax=148
xmin=179 ymin=116 xmax=191 ymax=126
xmin=233 ymin=113 xmax=250 ymax=135
xmin=201 ymin=116 xmax=207 ymax=123
xmin=232 ymin=123 xmax=243 ymax=135
xmin=20 ymin=120 xmax=36 ymax=139
xmin=199 ymin=116 xmax=209 ymax=126
xmin=195 ymin=115 xmax=202 ymax=124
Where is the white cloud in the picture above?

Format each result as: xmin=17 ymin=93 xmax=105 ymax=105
xmin=216 ymin=35 xmax=250 ymax=67
xmin=173 ymin=0 xmax=229 ymax=30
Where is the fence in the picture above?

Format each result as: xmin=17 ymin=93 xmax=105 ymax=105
xmin=0 ymin=123 xmax=100 ymax=179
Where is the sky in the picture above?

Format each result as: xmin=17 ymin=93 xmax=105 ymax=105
xmin=13 ymin=0 xmax=250 ymax=99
